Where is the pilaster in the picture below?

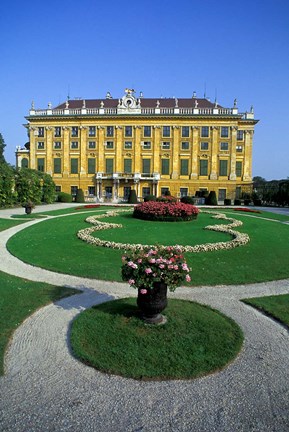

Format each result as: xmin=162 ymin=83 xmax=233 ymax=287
xmin=45 ymin=127 xmax=53 ymax=175
xmin=172 ymin=126 xmax=179 ymax=179
xmin=80 ymin=126 xmax=87 ymax=176
xmin=210 ymin=126 xmax=218 ymax=179
xmin=97 ymin=127 xmax=105 ymax=172
xmin=152 ymin=126 xmax=161 ymax=173
xmin=191 ymin=126 xmax=199 ymax=179
xmin=229 ymin=126 xmax=237 ymax=180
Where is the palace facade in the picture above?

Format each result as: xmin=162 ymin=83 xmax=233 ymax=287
xmin=15 ymin=89 xmax=258 ymax=202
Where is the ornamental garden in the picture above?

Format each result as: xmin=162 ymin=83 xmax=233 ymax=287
xmin=2 ymin=201 xmax=289 ymax=379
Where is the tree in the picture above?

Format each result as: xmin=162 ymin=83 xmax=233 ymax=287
xmin=14 ymin=168 xmax=56 ymax=204
xmin=0 ymin=163 xmax=15 ymax=207
xmin=0 ymin=133 xmax=6 ymax=164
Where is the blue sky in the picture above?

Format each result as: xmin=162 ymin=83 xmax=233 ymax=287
xmin=1 ymin=0 xmax=289 ymax=180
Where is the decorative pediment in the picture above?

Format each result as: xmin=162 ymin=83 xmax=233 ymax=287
xmin=117 ymin=89 xmax=141 ymax=114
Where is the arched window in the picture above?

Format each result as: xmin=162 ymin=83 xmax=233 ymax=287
xmin=21 ymin=158 xmax=28 ymax=168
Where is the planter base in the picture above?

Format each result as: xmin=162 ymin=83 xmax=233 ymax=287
xmin=140 ymin=313 xmax=167 ymax=325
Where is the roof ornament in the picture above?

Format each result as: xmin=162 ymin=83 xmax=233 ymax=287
xmin=156 ymin=100 xmax=160 ymax=108
xmin=175 ymin=98 xmax=178 ymax=108
xmin=194 ymin=99 xmax=198 ymax=108
xmin=250 ymin=105 xmax=254 ymax=113
xmin=65 ymin=100 xmax=69 ymax=109
xmin=106 ymin=92 xmax=112 ymax=99
xmin=214 ymin=98 xmax=218 ymax=108
xmin=82 ymin=99 xmax=86 ymax=108
xmin=125 ymin=88 xmax=135 ymax=95
xmin=234 ymin=98 xmax=238 ymax=108
xmin=192 ymin=91 xmax=197 ymax=98
xmin=118 ymin=99 xmax=122 ymax=107
xmin=48 ymin=102 xmax=52 ymax=109
xmin=139 ymin=91 xmax=143 ymax=98
xmin=100 ymin=101 xmax=104 ymax=108
xmin=137 ymin=98 xmax=141 ymax=108
xmin=31 ymin=100 xmax=35 ymax=109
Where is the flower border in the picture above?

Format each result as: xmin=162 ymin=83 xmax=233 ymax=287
xmin=77 ymin=209 xmax=250 ymax=253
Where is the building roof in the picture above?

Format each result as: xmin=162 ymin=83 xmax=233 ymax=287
xmin=53 ymin=97 xmax=220 ymax=110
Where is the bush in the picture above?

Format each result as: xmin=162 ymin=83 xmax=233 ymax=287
xmin=244 ymin=199 xmax=251 ymax=206
xmin=224 ymin=198 xmax=231 ymax=205
xmin=57 ymin=192 xmax=72 ymax=203
xmin=156 ymin=195 xmax=177 ymax=203
xmin=234 ymin=199 xmax=242 ymax=206
xmin=133 ymin=201 xmax=200 ymax=222
xmin=206 ymin=191 xmax=218 ymax=206
xmin=128 ymin=190 xmax=138 ymax=204
xmin=143 ymin=194 xmax=156 ymax=202
xmin=75 ymin=188 xmax=85 ymax=203
xmin=180 ymin=196 xmax=195 ymax=205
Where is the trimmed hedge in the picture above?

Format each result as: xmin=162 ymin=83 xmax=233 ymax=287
xmin=57 ymin=192 xmax=72 ymax=203
xmin=180 ymin=196 xmax=195 ymax=205
xmin=224 ymin=198 xmax=232 ymax=205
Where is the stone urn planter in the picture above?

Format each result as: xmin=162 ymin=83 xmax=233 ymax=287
xmin=137 ymin=282 xmax=168 ymax=324
xmin=22 ymin=201 xmax=35 ymax=215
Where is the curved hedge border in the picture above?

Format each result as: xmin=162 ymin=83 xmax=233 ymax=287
xmin=77 ymin=209 xmax=250 ymax=253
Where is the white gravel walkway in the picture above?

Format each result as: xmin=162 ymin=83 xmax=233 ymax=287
xmin=0 ymin=205 xmax=289 ymax=431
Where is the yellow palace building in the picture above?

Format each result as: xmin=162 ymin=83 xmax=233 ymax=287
xmin=15 ymin=89 xmax=258 ymax=202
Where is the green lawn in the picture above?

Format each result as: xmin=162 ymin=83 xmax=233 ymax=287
xmin=242 ymin=294 xmax=289 ymax=327
xmin=70 ymin=298 xmax=243 ymax=380
xmin=6 ymin=209 xmax=289 ymax=285
xmin=0 ymin=218 xmax=27 ymax=231
xmin=0 ymin=271 xmax=79 ymax=375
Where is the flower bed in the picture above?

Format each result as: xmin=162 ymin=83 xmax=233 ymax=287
xmin=77 ymin=209 xmax=250 ymax=253
xmin=234 ymin=207 xmax=261 ymax=214
xmin=133 ymin=201 xmax=200 ymax=221
xmin=75 ymin=204 xmax=100 ymax=210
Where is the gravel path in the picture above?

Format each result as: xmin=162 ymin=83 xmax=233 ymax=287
xmin=1 ymin=207 xmax=289 ymax=431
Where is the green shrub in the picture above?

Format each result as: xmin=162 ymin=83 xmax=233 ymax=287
xmin=57 ymin=192 xmax=72 ymax=203
xmin=244 ymin=199 xmax=251 ymax=206
xmin=156 ymin=195 xmax=177 ymax=203
xmin=143 ymin=194 xmax=156 ymax=202
xmin=128 ymin=189 xmax=138 ymax=204
xmin=234 ymin=199 xmax=242 ymax=206
xmin=75 ymin=188 xmax=85 ymax=203
xmin=224 ymin=198 xmax=231 ymax=205
xmin=206 ymin=191 xmax=218 ymax=206
xmin=180 ymin=196 xmax=195 ymax=205
xmin=254 ymin=199 xmax=262 ymax=206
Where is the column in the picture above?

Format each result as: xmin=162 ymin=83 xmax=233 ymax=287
xmin=62 ymin=126 xmax=70 ymax=177
xmin=29 ymin=127 xmax=36 ymax=169
xmin=115 ymin=126 xmax=123 ymax=173
xmin=46 ymin=127 xmax=53 ymax=175
xmin=210 ymin=126 xmax=219 ymax=180
xmin=229 ymin=126 xmax=237 ymax=180
xmin=171 ymin=126 xmax=179 ymax=179
xmin=191 ymin=126 xmax=199 ymax=179
xmin=243 ymin=130 xmax=253 ymax=181
xmin=97 ymin=127 xmax=105 ymax=172
xmin=80 ymin=126 xmax=87 ymax=176
xmin=152 ymin=126 xmax=161 ymax=174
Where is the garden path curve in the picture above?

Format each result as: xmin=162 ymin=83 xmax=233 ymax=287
xmin=0 ymin=212 xmax=289 ymax=431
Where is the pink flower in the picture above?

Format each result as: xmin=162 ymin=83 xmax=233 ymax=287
xmin=137 ymin=258 xmax=142 ymax=263
xmin=145 ymin=268 xmax=153 ymax=274
xmin=140 ymin=288 xmax=147 ymax=294
xmin=128 ymin=261 xmax=138 ymax=269
xmin=128 ymin=279 xmax=135 ymax=285
xmin=159 ymin=264 xmax=165 ymax=269
xmin=185 ymin=274 xmax=191 ymax=282
xmin=174 ymin=265 xmax=179 ymax=270
xmin=149 ymin=258 xmax=156 ymax=263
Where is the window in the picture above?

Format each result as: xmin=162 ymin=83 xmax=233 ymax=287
xmin=218 ymin=189 xmax=226 ymax=201
xmin=89 ymin=126 xmax=96 ymax=137
xmin=106 ymin=126 xmax=114 ymax=137
xmin=105 ymin=186 xmax=112 ymax=198
xmin=142 ymin=187 xmax=151 ymax=198
xmin=54 ymin=127 xmax=61 ymax=137
xmin=182 ymin=126 xmax=190 ymax=137
xmin=105 ymin=158 xmax=114 ymax=174
xmin=235 ymin=186 xmax=242 ymax=199
xmin=236 ymin=161 xmax=242 ymax=177
xmin=180 ymin=188 xmax=188 ymax=197
xmin=220 ymin=142 xmax=229 ymax=151
xmin=180 ymin=159 xmax=189 ymax=175
xmin=124 ymin=141 xmax=132 ymax=149
xmin=199 ymin=159 xmax=208 ymax=176
xmin=220 ymin=126 xmax=229 ymax=138
xmin=37 ymin=142 xmax=44 ymax=150
xmin=124 ymin=186 xmax=131 ymax=200
xmin=143 ymin=141 xmax=151 ymax=149
xmin=144 ymin=126 xmax=151 ymax=137
xmin=53 ymin=158 xmax=61 ymax=174
xmin=142 ymin=159 xmax=151 ymax=175
xmin=88 ymin=158 xmax=96 ymax=174
xmin=71 ymin=126 xmax=78 ymax=137
xmin=162 ymin=142 xmax=170 ymax=150
xmin=161 ymin=187 xmax=169 ymax=195
xmin=236 ymin=145 xmax=243 ymax=152
xmin=88 ymin=186 xmax=95 ymax=196
xmin=71 ymin=142 xmax=78 ymax=149
xmin=38 ymin=127 xmax=44 ymax=137
xmin=163 ymin=126 xmax=171 ymax=137
xmin=71 ymin=186 xmax=78 ymax=196
xmin=54 ymin=142 xmax=61 ymax=149
xmin=37 ymin=158 xmax=45 ymax=172
xmin=200 ymin=142 xmax=209 ymax=150
xmin=71 ymin=158 xmax=78 ymax=174
xmin=88 ymin=141 xmax=96 ymax=149
xmin=201 ymin=126 xmax=209 ymax=138
xmin=124 ymin=158 xmax=132 ymax=173
xmin=106 ymin=141 xmax=114 ymax=149
xmin=219 ymin=160 xmax=228 ymax=176
xmin=237 ymin=130 xmax=244 ymax=141
xmin=181 ymin=142 xmax=190 ymax=150
xmin=55 ymin=185 xmax=61 ymax=193
xmin=161 ymin=158 xmax=170 ymax=175
xmin=125 ymin=126 xmax=132 ymax=137
xmin=21 ymin=158 xmax=28 ymax=168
